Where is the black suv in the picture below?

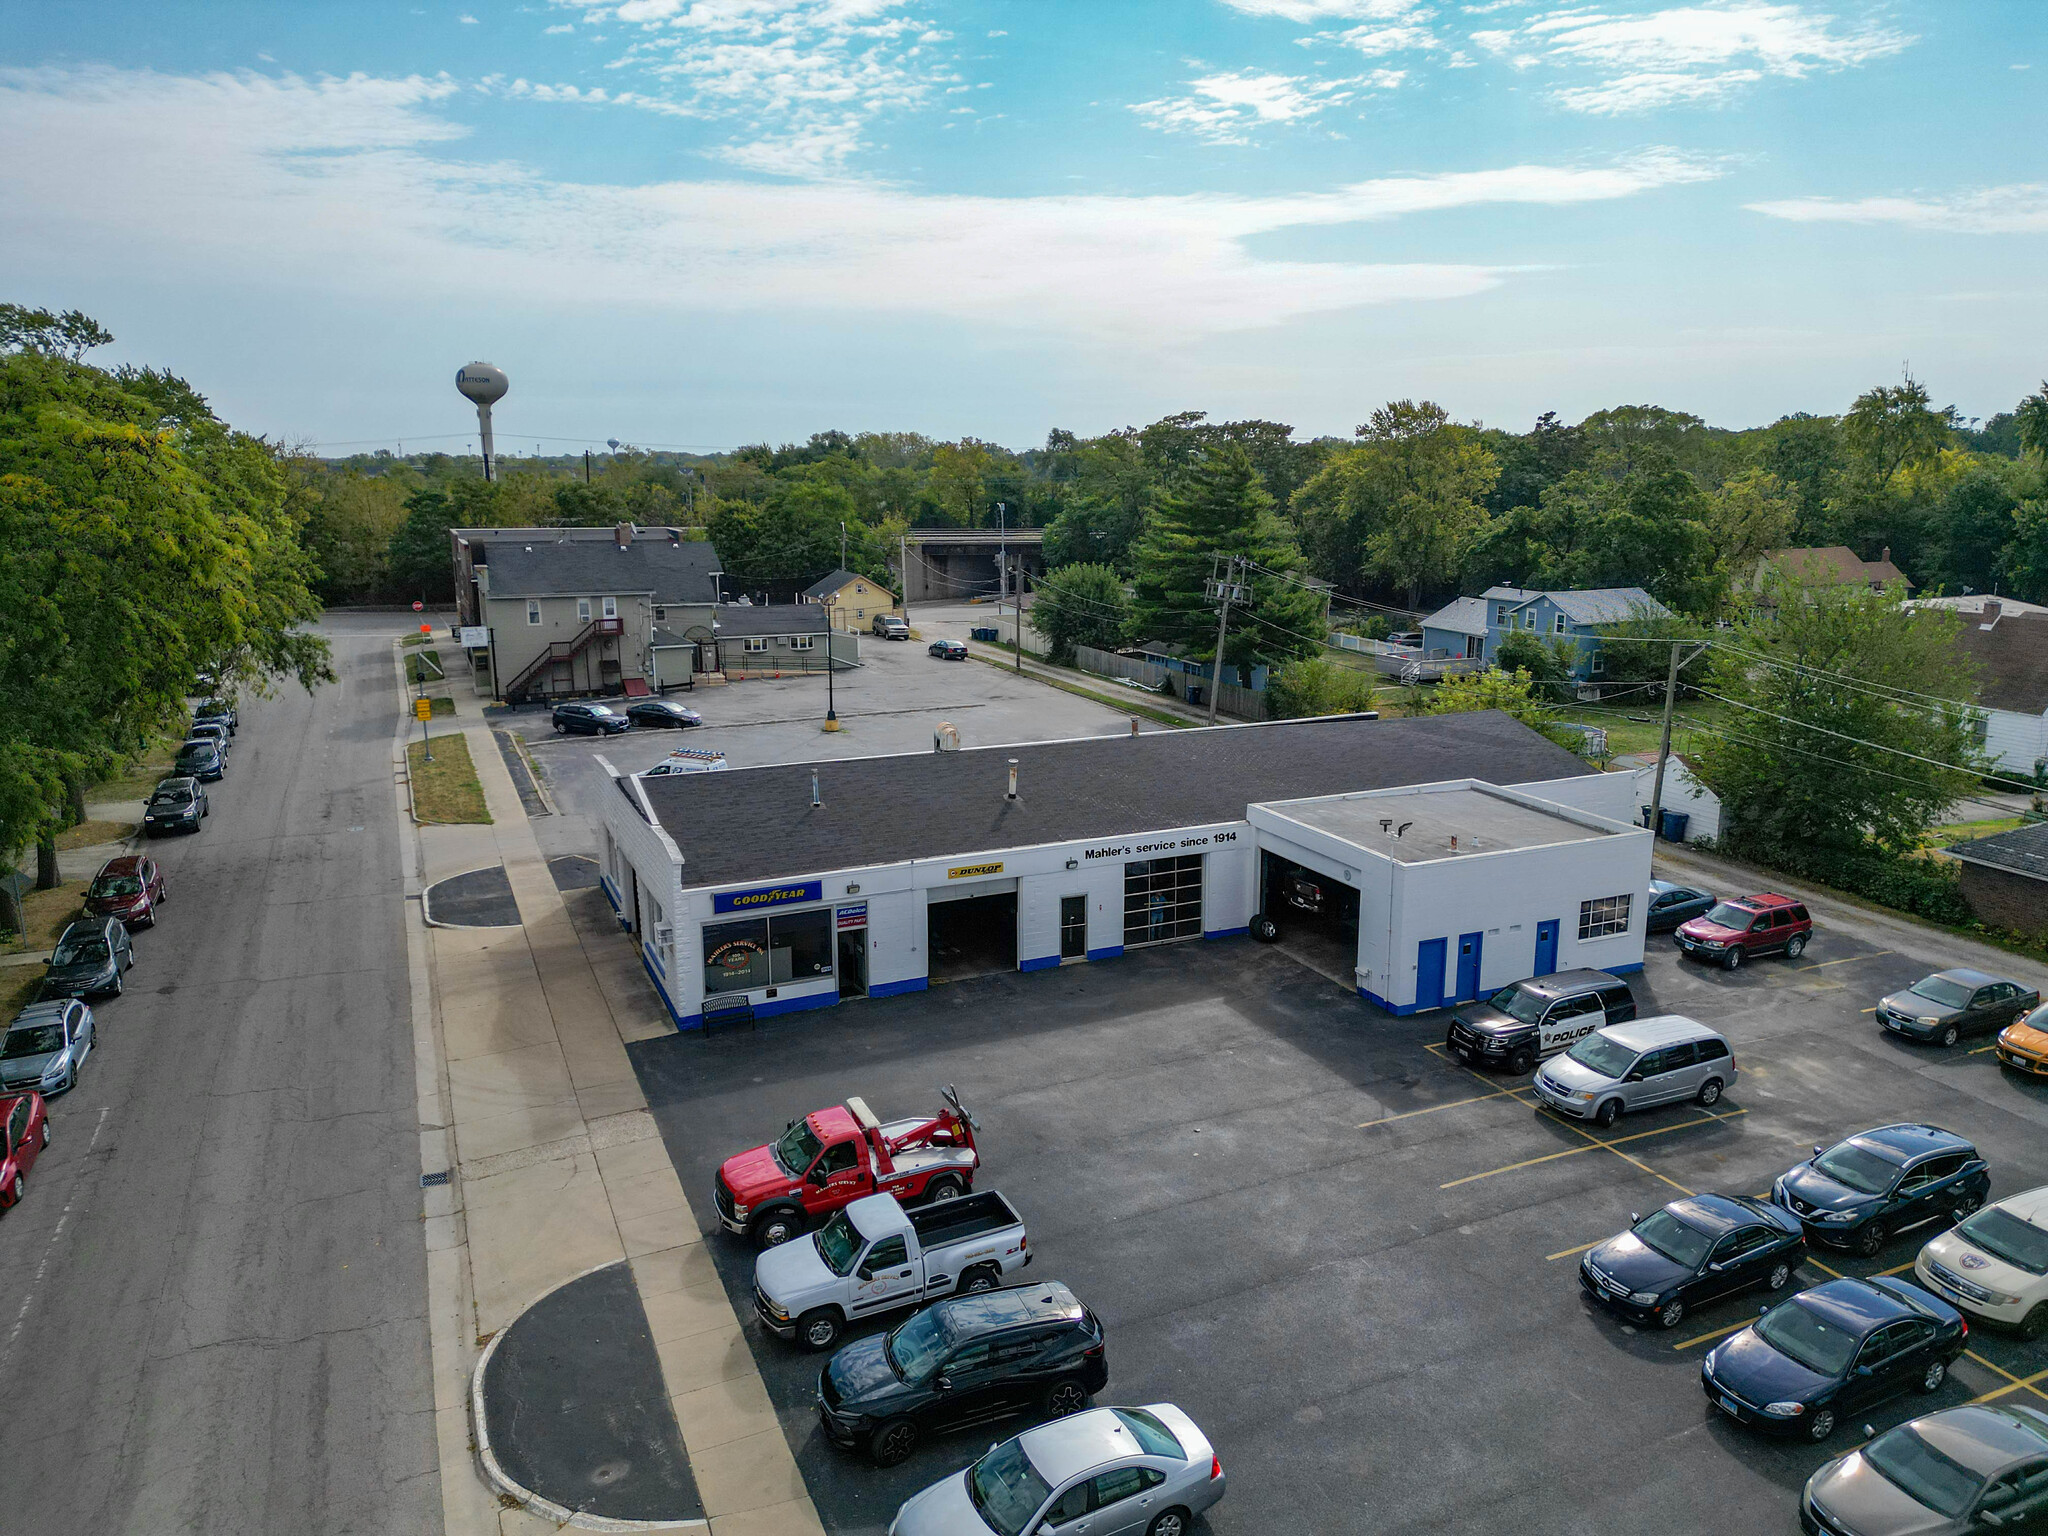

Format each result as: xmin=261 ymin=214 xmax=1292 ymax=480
xmin=817 ymin=1282 xmax=1107 ymax=1467
xmin=1773 ymin=1124 xmax=1992 ymax=1258
xmin=551 ymin=702 xmax=630 ymax=735
xmin=1447 ymin=968 xmax=1638 ymax=1074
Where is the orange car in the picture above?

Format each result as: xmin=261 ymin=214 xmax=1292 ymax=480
xmin=1996 ymin=1005 xmax=2048 ymax=1078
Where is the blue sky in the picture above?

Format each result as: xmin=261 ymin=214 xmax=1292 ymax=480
xmin=2 ymin=1 xmax=2043 ymax=454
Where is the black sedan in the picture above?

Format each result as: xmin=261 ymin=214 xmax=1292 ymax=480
xmin=143 ymin=776 xmax=208 ymax=835
xmin=1580 ymin=1194 xmax=1805 ymax=1330
xmin=551 ymin=702 xmax=630 ymax=735
xmin=928 ymin=639 xmax=968 ymax=660
xmin=1702 ymin=1276 xmax=1965 ymax=1442
xmin=1877 ymin=968 xmax=2040 ymax=1048
xmin=1773 ymin=1124 xmax=1991 ymax=1258
xmin=817 ymin=1282 xmax=1107 ymax=1467
xmin=625 ymin=699 xmax=703 ymax=729
xmin=171 ymin=739 xmax=225 ymax=781
xmin=1646 ymin=880 xmax=1715 ymax=932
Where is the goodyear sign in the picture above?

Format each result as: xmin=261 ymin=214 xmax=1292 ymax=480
xmin=712 ymin=880 xmax=821 ymax=914
xmin=947 ymin=861 xmax=1004 ymax=880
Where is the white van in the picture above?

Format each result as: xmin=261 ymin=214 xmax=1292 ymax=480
xmin=1531 ymin=1015 xmax=1736 ymax=1128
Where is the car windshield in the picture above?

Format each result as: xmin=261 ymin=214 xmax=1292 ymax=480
xmin=1634 ymin=1209 xmax=1714 ymax=1269
xmin=813 ymin=1211 xmax=864 ymax=1278
xmin=1908 ymin=976 xmax=1974 ymax=1010
xmin=587 ymin=705 xmax=616 ymax=716
xmin=1756 ymin=1298 xmax=1860 ymax=1377
xmin=151 ymin=789 xmax=192 ymax=807
xmin=1566 ymin=1034 xmax=1637 ymax=1079
xmin=2 ymin=1025 xmax=64 ymax=1058
xmin=176 ymin=745 xmax=213 ymax=761
xmin=1956 ymin=1207 xmax=2048 ymax=1277
xmin=965 ymin=1439 xmax=1053 ymax=1536
xmin=884 ymin=1308 xmax=949 ymax=1383
xmin=1703 ymin=902 xmax=1756 ymax=929
xmin=1814 ymin=1141 xmax=1903 ymax=1195
xmin=52 ymin=937 xmax=109 ymax=965
xmin=1112 ymin=1408 xmax=1185 ymax=1459
xmin=90 ymin=876 xmax=143 ymax=897
xmin=1862 ymin=1424 xmax=1983 ymax=1519
xmin=1487 ymin=984 xmax=1548 ymax=1024
xmin=771 ymin=1119 xmax=822 ymax=1176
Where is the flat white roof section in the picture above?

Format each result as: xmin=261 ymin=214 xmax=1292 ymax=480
xmin=1263 ymin=784 xmax=1617 ymax=864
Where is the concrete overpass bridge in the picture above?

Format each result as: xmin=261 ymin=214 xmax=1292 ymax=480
xmin=899 ymin=526 xmax=1046 ymax=604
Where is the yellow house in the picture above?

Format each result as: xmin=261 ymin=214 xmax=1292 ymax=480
xmin=802 ymin=569 xmax=896 ymax=631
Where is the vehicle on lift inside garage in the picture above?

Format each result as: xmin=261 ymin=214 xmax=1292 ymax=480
xmin=714 ymin=1087 xmax=982 ymax=1249
xmin=1445 ymin=968 xmax=1638 ymax=1074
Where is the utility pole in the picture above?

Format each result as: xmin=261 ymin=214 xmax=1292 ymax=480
xmin=583 ymin=449 xmax=592 ymax=484
xmin=900 ymin=534 xmax=912 ymax=632
xmin=1014 ymin=564 xmax=1025 ymax=673
xmin=1647 ymin=640 xmax=1709 ymax=836
xmin=1204 ymin=555 xmax=1248 ymax=726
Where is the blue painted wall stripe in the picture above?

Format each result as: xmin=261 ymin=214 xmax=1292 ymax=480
xmin=1019 ymin=956 xmax=1059 ymax=972
xmin=1085 ymin=945 xmax=1124 ymax=962
xmin=869 ymin=977 xmax=928 ymax=999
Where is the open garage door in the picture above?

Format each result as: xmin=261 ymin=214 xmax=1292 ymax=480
xmin=927 ymin=885 xmax=1018 ymax=982
xmin=1259 ymin=851 xmax=1360 ymax=985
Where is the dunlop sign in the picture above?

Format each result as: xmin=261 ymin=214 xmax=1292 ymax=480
xmin=712 ymin=880 xmax=822 ymax=914
xmin=946 ymin=861 xmax=1005 ymax=881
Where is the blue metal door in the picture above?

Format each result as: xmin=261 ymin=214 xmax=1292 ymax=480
xmin=1534 ymin=920 xmax=1559 ymax=977
xmin=1415 ymin=937 xmax=1447 ymax=1012
xmin=1455 ymin=931 xmax=1483 ymax=1003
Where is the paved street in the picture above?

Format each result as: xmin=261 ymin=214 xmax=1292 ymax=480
xmin=0 ymin=614 xmax=438 ymax=1536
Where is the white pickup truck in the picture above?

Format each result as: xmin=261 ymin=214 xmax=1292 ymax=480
xmin=753 ymin=1190 xmax=1030 ymax=1351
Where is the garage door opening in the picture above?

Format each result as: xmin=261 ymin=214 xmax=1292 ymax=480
xmin=928 ymin=892 xmax=1017 ymax=982
xmin=1259 ymin=851 xmax=1360 ymax=986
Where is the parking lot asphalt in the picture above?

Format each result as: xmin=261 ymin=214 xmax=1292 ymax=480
xmin=628 ymin=920 xmax=2048 ymax=1536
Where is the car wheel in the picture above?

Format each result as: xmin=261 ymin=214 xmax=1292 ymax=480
xmin=1939 ymin=1023 xmax=1960 ymax=1048
xmin=1855 ymin=1222 xmax=1887 ymax=1258
xmin=1918 ymin=1358 xmax=1947 ymax=1394
xmin=924 ymin=1175 xmax=964 ymax=1204
xmin=1508 ymin=1045 xmax=1537 ymax=1075
xmin=2021 ymin=1304 xmax=2048 ymax=1342
xmin=750 ymin=1209 xmax=802 ymax=1249
xmin=1146 ymin=1510 xmax=1191 ymax=1536
xmin=111 ymin=973 xmax=124 ymax=997
xmin=795 ymin=1310 xmax=841 ymax=1353
xmin=1806 ymin=1408 xmax=1836 ymax=1442
xmin=1657 ymin=1299 xmax=1685 ymax=1330
xmin=1045 ymin=1378 xmax=1090 ymax=1417
xmin=1593 ymin=1099 xmax=1621 ymax=1129
xmin=40 ymin=1120 xmax=51 ymax=1147
xmin=3 ymin=1172 xmax=21 ymax=1206
xmin=1251 ymin=914 xmax=1281 ymax=943
xmin=1722 ymin=947 xmax=1745 ymax=971
xmin=1950 ymin=1192 xmax=1982 ymax=1224
xmin=1696 ymin=1078 xmax=1723 ymax=1107
xmin=1785 ymin=934 xmax=1808 ymax=958
xmin=959 ymin=1265 xmax=999 ymax=1295
xmin=1765 ymin=1261 xmax=1791 ymax=1292
xmin=869 ymin=1417 xmax=919 ymax=1468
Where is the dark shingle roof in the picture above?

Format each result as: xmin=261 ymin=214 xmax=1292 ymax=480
xmin=708 ymin=605 xmax=829 ymax=638
xmin=1947 ymin=820 xmax=2048 ymax=883
xmin=1953 ymin=611 xmax=2048 ymax=714
xmin=483 ymin=539 xmax=722 ymax=604
xmin=801 ymin=569 xmax=877 ymax=600
xmin=632 ymin=710 xmax=1599 ymax=889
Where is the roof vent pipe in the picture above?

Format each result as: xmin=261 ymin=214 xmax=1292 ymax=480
xmin=1396 ymin=821 xmax=1412 ymax=837
xmin=811 ymin=771 xmax=822 ymax=809
xmin=1006 ymin=759 xmax=1019 ymax=801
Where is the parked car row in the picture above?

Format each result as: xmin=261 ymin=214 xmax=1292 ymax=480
xmin=713 ymin=1090 xmax=1227 ymax=1536
xmin=551 ymin=699 xmax=703 ymax=735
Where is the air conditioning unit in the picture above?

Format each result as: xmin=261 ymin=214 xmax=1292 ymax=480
xmin=653 ymin=923 xmax=674 ymax=947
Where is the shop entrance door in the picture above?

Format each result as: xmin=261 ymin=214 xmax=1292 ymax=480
xmin=1059 ymin=897 xmax=1087 ymax=960
xmin=836 ymin=928 xmax=867 ymax=997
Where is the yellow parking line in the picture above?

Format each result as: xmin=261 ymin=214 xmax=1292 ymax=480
xmin=1860 ymin=1007 xmax=1878 ymax=1014
xmin=1546 ymin=1239 xmax=1605 ymax=1262
xmin=1964 ymin=1353 xmax=2048 ymax=1406
xmin=1357 ymin=1087 xmax=1522 ymax=1128
xmin=1967 ymin=1043 xmax=2000 ymax=1055
xmin=1873 ymin=1260 xmax=1916 ymax=1277
xmin=1674 ymin=1317 xmax=1756 ymax=1351
xmin=1441 ymin=1109 xmax=1747 ymax=1190
xmin=1795 ymin=951 xmax=1891 ymax=972
xmin=1806 ymin=1257 xmax=1846 ymax=1280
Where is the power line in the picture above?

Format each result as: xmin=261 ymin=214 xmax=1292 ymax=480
xmin=1691 ymin=687 xmax=2035 ymax=792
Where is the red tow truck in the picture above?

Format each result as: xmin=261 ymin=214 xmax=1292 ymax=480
xmin=712 ymin=1087 xmax=982 ymax=1248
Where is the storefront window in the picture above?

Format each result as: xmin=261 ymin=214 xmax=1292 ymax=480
xmin=703 ymin=908 xmax=837 ymax=995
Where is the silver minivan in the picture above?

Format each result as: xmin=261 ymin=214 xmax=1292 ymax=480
xmin=1532 ymin=1015 xmax=1735 ymax=1127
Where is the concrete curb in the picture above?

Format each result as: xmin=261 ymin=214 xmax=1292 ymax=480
xmin=470 ymin=1264 xmax=711 ymax=1534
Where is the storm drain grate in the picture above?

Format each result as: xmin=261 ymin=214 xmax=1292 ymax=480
xmin=420 ymin=1171 xmax=451 ymax=1187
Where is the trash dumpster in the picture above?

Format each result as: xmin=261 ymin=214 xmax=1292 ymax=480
xmin=970 ymin=625 xmax=999 ymax=642
xmin=1658 ymin=810 xmax=1690 ymax=843
xmin=1185 ymin=684 xmax=1205 ymax=707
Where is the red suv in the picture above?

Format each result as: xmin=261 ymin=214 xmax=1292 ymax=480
xmin=1675 ymin=892 xmax=1811 ymax=971
xmin=84 ymin=854 xmax=167 ymax=930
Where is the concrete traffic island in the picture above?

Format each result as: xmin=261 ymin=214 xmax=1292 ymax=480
xmin=423 ymin=864 xmax=522 ymax=928
xmin=476 ymin=1261 xmax=705 ymax=1529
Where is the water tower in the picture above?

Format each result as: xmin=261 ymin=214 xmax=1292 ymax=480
xmin=455 ymin=362 xmax=509 ymax=481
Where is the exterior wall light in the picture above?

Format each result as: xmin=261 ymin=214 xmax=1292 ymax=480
xmin=1065 ymin=858 xmax=1078 ymax=870
xmin=846 ymin=883 xmax=860 ymax=894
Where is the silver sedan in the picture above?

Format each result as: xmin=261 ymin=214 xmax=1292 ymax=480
xmin=1804 ymin=1403 xmax=2048 ymax=1534
xmin=890 ymin=1403 xmax=1224 ymax=1536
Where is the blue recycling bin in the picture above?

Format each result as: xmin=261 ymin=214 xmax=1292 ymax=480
xmin=1658 ymin=809 xmax=1690 ymax=843
xmin=970 ymin=625 xmax=999 ymax=642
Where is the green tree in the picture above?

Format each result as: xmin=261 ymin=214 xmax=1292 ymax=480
xmin=1267 ymin=656 xmax=1377 ymax=719
xmin=296 ymin=466 xmax=407 ymax=602
xmin=1030 ymin=562 xmax=1130 ymax=662
xmin=1041 ymin=434 xmax=1154 ymax=572
xmin=2017 ymin=381 xmax=2048 ymax=460
xmin=1704 ymin=468 xmax=1799 ymax=572
xmin=1127 ymin=443 xmax=1327 ymax=678
xmin=1406 ymin=667 xmax=1575 ymax=747
xmin=2003 ymin=497 xmax=2048 ymax=602
xmin=387 ymin=480 xmax=499 ymax=602
xmin=1684 ymin=580 xmax=1982 ymax=855
xmin=1491 ymin=628 xmax=1576 ymax=698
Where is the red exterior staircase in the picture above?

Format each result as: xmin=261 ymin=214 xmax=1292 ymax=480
xmin=502 ymin=616 xmax=622 ymax=704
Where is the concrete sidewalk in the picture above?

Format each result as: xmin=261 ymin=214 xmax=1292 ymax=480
xmin=398 ymin=657 xmax=823 ymax=1535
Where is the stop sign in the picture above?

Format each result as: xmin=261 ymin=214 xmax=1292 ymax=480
xmin=412 ymin=600 xmax=424 ymax=612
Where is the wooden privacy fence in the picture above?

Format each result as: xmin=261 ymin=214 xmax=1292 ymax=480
xmin=1073 ymin=646 xmax=1266 ymax=720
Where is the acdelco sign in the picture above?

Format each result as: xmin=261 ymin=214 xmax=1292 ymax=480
xmin=712 ymin=881 xmax=822 ymax=914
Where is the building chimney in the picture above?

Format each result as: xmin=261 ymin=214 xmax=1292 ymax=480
xmin=615 ymin=521 xmax=634 ymax=549
xmin=1006 ymin=759 xmax=1019 ymax=801
xmin=1880 ymin=545 xmax=1892 ymax=566
xmin=811 ymin=771 xmax=822 ymax=809
xmin=1980 ymin=599 xmax=2002 ymax=628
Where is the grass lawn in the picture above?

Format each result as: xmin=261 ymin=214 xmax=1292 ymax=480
xmin=55 ymin=819 xmax=137 ymax=851
xmin=406 ymin=650 xmax=446 ymax=685
xmin=2 ymin=879 xmax=88 ymax=955
xmin=402 ymin=631 xmax=435 ymax=648
xmin=1927 ymin=815 xmax=2025 ymax=844
xmin=407 ymin=734 xmax=491 ymax=824
xmin=0 ymin=971 xmax=43 ymax=1016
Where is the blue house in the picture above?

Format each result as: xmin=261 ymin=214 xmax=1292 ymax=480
xmin=1419 ymin=586 xmax=1670 ymax=680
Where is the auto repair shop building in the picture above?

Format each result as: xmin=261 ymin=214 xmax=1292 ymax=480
xmin=595 ymin=711 xmax=1654 ymax=1030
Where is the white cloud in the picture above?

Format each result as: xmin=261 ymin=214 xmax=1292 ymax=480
xmin=1220 ymin=0 xmax=1432 ymax=20
xmin=1334 ymin=22 xmax=1440 ymax=54
xmin=545 ymin=22 xmax=575 ymax=33
xmin=459 ymin=12 xmax=478 ymax=22
xmin=1131 ymin=66 xmax=1401 ymax=143
xmin=1748 ymin=184 xmax=2048 ymax=235
xmin=0 ymin=66 xmax=1722 ymax=341
xmin=1476 ymin=2 xmax=1912 ymax=113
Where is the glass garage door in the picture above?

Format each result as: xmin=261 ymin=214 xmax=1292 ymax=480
xmin=1124 ymin=855 xmax=1204 ymax=947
